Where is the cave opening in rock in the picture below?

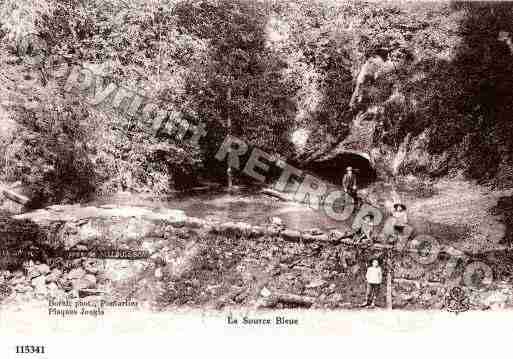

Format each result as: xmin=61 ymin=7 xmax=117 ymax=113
xmin=307 ymin=152 xmax=377 ymax=188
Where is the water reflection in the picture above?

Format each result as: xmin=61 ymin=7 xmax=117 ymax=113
xmin=93 ymin=188 xmax=351 ymax=232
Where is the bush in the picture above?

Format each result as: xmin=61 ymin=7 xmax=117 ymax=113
xmin=5 ymin=95 xmax=96 ymax=206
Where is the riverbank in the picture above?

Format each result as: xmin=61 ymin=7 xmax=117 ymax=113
xmin=360 ymin=176 xmax=512 ymax=252
xmin=1 ymin=175 xmax=512 ymax=311
xmin=407 ymin=178 xmax=513 ymax=252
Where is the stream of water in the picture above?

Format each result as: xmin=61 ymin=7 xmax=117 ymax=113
xmin=93 ymin=187 xmax=350 ymax=232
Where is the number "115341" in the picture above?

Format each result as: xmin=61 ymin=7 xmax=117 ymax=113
xmin=16 ymin=346 xmax=45 ymax=354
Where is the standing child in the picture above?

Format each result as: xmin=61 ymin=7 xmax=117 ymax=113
xmin=362 ymin=259 xmax=382 ymax=308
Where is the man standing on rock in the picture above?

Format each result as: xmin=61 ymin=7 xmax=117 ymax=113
xmin=342 ymin=166 xmax=358 ymax=206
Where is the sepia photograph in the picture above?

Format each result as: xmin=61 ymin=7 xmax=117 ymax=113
xmin=0 ymin=0 xmax=512 ymax=356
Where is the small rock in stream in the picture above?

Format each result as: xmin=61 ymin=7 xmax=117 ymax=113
xmin=46 ymin=268 xmax=63 ymax=283
xmin=67 ymin=268 xmax=86 ymax=280
xmin=83 ymin=259 xmax=100 ymax=274
xmin=282 ymin=229 xmax=301 ymax=240
xmin=47 ymin=282 xmax=59 ymax=292
xmin=0 ymin=270 xmax=12 ymax=280
xmin=71 ymin=275 xmax=96 ymax=290
xmin=154 ymin=267 xmax=163 ymax=279
xmin=308 ymin=228 xmax=324 ymax=236
xmin=25 ymin=267 xmax=40 ymax=279
xmin=31 ymin=275 xmax=46 ymax=288
xmin=0 ymin=283 xmax=12 ymax=299
xmin=14 ymin=284 xmax=32 ymax=293
xmin=84 ymin=274 xmax=97 ymax=287
xmin=270 ymin=217 xmax=283 ymax=226
xmin=37 ymin=264 xmax=51 ymax=275
xmin=305 ymin=279 xmax=327 ymax=289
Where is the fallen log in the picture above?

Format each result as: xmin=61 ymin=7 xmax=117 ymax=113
xmin=258 ymin=290 xmax=316 ymax=308
xmin=2 ymin=187 xmax=30 ymax=205
xmin=9 ymin=181 xmax=22 ymax=188
xmin=78 ymin=289 xmax=107 ymax=297
xmin=214 ymin=286 xmax=247 ymax=309
xmin=261 ymin=188 xmax=294 ymax=202
xmin=393 ymin=278 xmax=445 ymax=288
xmin=273 ymin=292 xmax=316 ymax=305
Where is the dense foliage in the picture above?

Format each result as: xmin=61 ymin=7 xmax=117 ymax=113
xmin=1 ymin=0 xmax=512 ymax=205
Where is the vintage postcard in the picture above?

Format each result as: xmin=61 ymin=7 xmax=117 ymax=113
xmin=0 ymin=0 xmax=512 ymax=356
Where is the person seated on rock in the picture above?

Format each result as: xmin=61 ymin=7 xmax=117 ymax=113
xmin=353 ymin=213 xmax=375 ymax=246
xmin=386 ymin=203 xmax=408 ymax=243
